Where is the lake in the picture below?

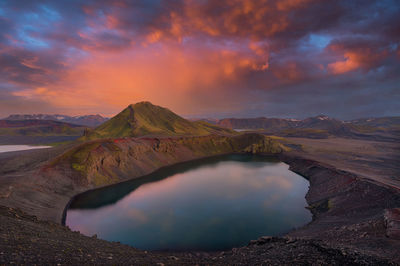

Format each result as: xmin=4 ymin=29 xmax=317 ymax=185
xmin=66 ymin=154 xmax=311 ymax=251
xmin=0 ymin=145 xmax=51 ymax=153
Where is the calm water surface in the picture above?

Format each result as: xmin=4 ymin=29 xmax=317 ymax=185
xmin=0 ymin=145 xmax=51 ymax=153
xmin=66 ymin=155 xmax=311 ymax=251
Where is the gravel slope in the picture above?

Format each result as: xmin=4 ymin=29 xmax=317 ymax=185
xmin=0 ymin=206 xmax=394 ymax=265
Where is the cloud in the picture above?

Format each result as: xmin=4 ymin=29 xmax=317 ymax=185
xmin=0 ymin=0 xmax=399 ymax=118
xmin=327 ymin=38 xmax=390 ymax=74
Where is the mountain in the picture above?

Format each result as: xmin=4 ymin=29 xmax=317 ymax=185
xmin=297 ymin=115 xmax=354 ymax=134
xmin=62 ymin=115 xmax=108 ymax=127
xmin=349 ymin=117 xmax=400 ymax=130
xmin=0 ymin=120 xmax=86 ymax=136
xmin=214 ymin=115 xmax=399 ymax=140
xmin=217 ymin=117 xmax=299 ymax=131
xmin=217 ymin=115 xmax=358 ymax=138
xmin=344 ymin=116 xmax=400 ymax=139
xmin=4 ymin=114 xmax=108 ymax=127
xmin=82 ymin=102 xmax=234 ymax=140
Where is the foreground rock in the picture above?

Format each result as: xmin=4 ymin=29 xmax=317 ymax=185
xmin=0 ymin=206 xmax=394 ymax=265
xmin=280 ymin=154 xmax=400 ymax=261
xmin=384 ymin=208 xmax=400 ymax=239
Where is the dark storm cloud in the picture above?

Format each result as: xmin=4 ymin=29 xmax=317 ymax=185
xmin=0 ymin=47 xmax=68 ymax=87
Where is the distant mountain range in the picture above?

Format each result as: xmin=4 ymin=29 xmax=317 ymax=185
xmin=200 ymin=115 xmax=399 ymax=140
xmin=1 ymin=107 xmax=398 ymax=141
xmin=0 ymin=120 xmax=86 ymax=136
xmin=82 ymin=102 xmax=234 ymax=140
xmin=348 ymin=117 xmax=400 ymax=129
xmin=3 ymin=114 xmax=108 ymax=127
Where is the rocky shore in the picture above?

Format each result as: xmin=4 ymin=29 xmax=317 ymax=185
xmin=0 ymin=206 xmax=394 ymax=265
xmin=281 ymin=154 xmax=400 ymax=261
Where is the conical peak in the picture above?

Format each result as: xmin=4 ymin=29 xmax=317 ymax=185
xmin=82 ymin=101 xmax=234 ymax=139
xmin=129 ymin=101 xmax=155 ymax=108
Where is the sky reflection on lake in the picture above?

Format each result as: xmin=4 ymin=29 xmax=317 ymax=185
xmin=67 ymin=155 xmax=311 ymax=251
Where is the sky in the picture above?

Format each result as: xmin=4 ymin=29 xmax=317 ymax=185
xmin=0 ymin=0 xmax=399 ymax=119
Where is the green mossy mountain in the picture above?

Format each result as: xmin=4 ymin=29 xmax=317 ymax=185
xmin=82 ymin=102 xmax=234 ymax=140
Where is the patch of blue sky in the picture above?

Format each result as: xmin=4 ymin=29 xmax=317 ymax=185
xmin=17 ymin=26 xmax=49 ymax=49
xmin=299 ymin=33 xmax=332 ymax=52
xmin=0 ymin=1 xmax=5 ymax=15
xmin=309 ymin=34 xmax=331 ymax=49
xmin=23 ymin=6 xmax=60 ymax=26
xmin=375 ymin=0 xmax=399 ymax=11
xmin=14 ymin=5 xmax=63 ymax=49
xmin=389 ymin=43 xmax=398 ymax=52
xmin=40 ymin=5 xmax=61 ymax=21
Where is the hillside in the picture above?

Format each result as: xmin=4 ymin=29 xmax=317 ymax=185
xmin=0 ymin=120 xmax=86 ymax=136
xmin=294 ymin=116 xmax=356 ymax=137
xmin=348 ymin=116 xmax=400 ymax=135
xmin=82 ymin=102 xmax=234 ymax=140
xmin=349 ymin=116 xmax=400 ymax=128
xmin=4 ymin=114 xmax=108 ymax=127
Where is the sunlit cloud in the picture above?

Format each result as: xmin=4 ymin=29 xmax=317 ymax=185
xmin=0 ymin=0 xmax=399 ymax=118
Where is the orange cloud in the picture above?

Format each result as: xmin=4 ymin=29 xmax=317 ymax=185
xmin=20 ymin=57 xmax=41 ymax=70
xmin=146 ymin=30 xmax=163 ymax=44
xmin=328 ymin=44 xmax=388 ymax=74
xmin=179 ymin=0 xmax=291 ymax=38
xmin=328 ymin=52 xmax=361 ymax=74
xmin=14 ymin=41 xmax=267 ymax=115
xmin=100 ymin=0 xmax=311 ymax=45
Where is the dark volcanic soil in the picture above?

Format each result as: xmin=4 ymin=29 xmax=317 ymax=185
xmin=0 ymin=206 xmax=394 ymax=265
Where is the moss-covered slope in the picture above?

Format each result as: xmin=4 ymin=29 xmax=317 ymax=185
xmin=82 ymin=102 xmax=234 ymax=140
